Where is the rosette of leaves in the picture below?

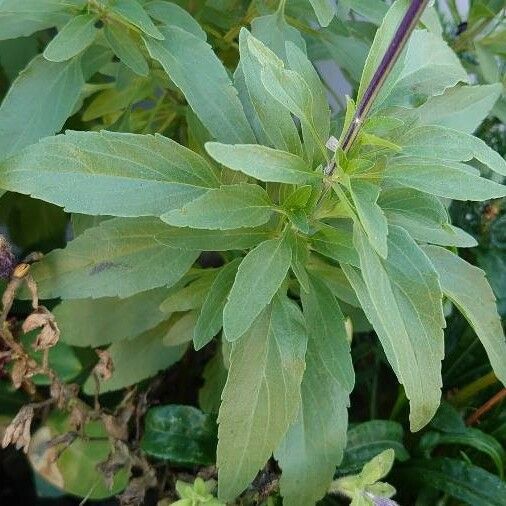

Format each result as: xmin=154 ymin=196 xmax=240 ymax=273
xmin=0 ymin=0 xmax=505 ymax=504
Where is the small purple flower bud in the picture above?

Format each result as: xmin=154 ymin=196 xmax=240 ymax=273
xmin=0 ymin=235 xmax=15 ymax=280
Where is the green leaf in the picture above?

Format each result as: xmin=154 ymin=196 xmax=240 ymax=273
xmin=246 ymin=35 xmax=328 ymax=165
xmin=386 ymin=158 xmax=506 ymax=201
xmin=237 ymin=28 xmax=302 ymax=156
xmin=83 ymin=321 xmax=187 ymax=394
xmin=223 ymin=233 xmax=292 ymax=342
xmin=375 ymin=30 xmax=468 ymax=110
xmin=54 ymin=287 xmax=169 ymax=347
xmin=43 ymin=14 xmax=98 ymax=62
xmin=356 ymin=0 xmax=408 ymax=104
xmin=141 ymin=405 xmax=217 ymax=466
xmin=308 ymin=0 xmax=336 ymax=26
xmin=206 ymin=143 xmax=318 ymax=184
xmin=0 ymin=131 xmax=218 ymax=216
xmin=420 ymin=429 xmax=505 ymax=477
xmin=160 ymin=272 xmax=216 ymax=314
xmin=110 ymin=0 xmax=163 ymax=40
xmin=341 ymin=421 xmax=409 ymax=474
xmin=144 ymin=26 xmax=255 ymax=144
xmin=415 ymin=83 xmax=502 ymax=134
xmin=163 ymin=311 xmax=199 ymax=346
xmin=144 ymin=0 xmax=206 ymax=40
xmin=0 ymin=0 xmax=74 ymax=40
xmin=343 ymin=225 xmax=445 ymax=431
xmin=0 ymin=55 xmax=84 ymax=160
xmin=104 ymin=23 xmax=149 ymax=76
xmin=310 ymin=221 xmax=359 ymax=266
xmin=194 ymin=259 xmax=241 ymax=351
xmin=217 ymin=295 xmax=307 ymax=501
xmin=161 ymin=184 xmax=274 ymax=230
xmin=29 ymin=413 xmax=129 ymax=500
xmin=396 ymin=458 xmax=506 ymax=506
xmin=399 ymin=125 xmax=506 ymax=177
xmin=199 ymin=348 xmax=228 ymax=414
xmin=348 ymin=180 xmax=388 ymax=258
xmin=341 ymin=0 xmax=388 ymax=25
xmin=28 ymin=217 xmax=199 ymax=299
xmin=423 ymin=246 xmax=506 ymax=387
xmin=156 ymin=226 xmax=270 ymax=251
xmin=379 ymin=188 xmax=477 ymax=248
xmin=276 ymin=275 xmax=353 ymax=506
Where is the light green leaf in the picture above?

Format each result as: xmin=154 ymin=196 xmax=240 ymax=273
xmin=163 ymin=311 xmax=199 ymax=346
xmin=156 ymin=226 xmax=270 ymax=251
xmin=308 ymin=0 xmax=336 ymax=26
xmin=0 ymin=0 xmax=74 ymax=40
xmin=415 ymin=83 xmax=502 ymax=134
xmin=54 ymin=287 xmax=169 ymax=347
xmin=250 ymin=7 xmax=306 ymax=63
xmin=0 ymin=55 xmax=83 ymax=160
xmin=375 ymin=29 xmax=468 ymax=110
xmin=0 ymin=131 xmax=218 ymax=216
xmin=386 ymin=157 xmax=506 ymax=201
xmin=104 ymin=23 xmax=149 ymax=76
xmin=247 ymin=35 xmax=328 ymax=165
xmin=357 ymin=0 xmax=408 ymax=104
xmin=223 ymin=233 xmax=292 ymax=342
xmin=28 ymin=217 xmax=199 ymax=299
xmin=206 ymin=143 xmax=318 ymax=184
xmin=144 ymin=0 xmax=206 ymax=40
xmin=310 ymin=221 xmax=359 ymax=266
xmin=379 ymin=188 xmax=477 ymax=248
xmin=276 ymin=275 xmax=353 ymax=506
xmin=348 ymin=180 xmax=388 ymax=258
xmin=237 ymin=28 xmax=302 ymax=156
xmin=217 ymin=295 xmax=307 ymax=501
xmin=110 ymin=0 xmax=163 ymax=40
xmin=343 ymin=225 xmax=445 ymax=431
xmin=160 ymin=272 xmax=216 ymax=314
xmin=199 ymin=348 xmax=228 ymax=414
xmin=144 ymin=26 xmax=255 ymax=144
xmin=43 ymin=13 xmax=98 ymax=62
xmin=399 ymin=125 xmax=506 ymax=177
xmin=340 ymin=0 xmax=388 ymax=25
xmin=194 ymin=259 xmax=241 ymax=351
xmin=161 ymin=184 xmax=274 ymax=230
xmin=83 ymin=321 xmax=187 ymax=394
xmin=288 ymin=231 xmax=310 ymax=293
xmin=423 ymin=246 xmax=506 ymax=387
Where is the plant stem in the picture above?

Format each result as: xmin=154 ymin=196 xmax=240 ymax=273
xmin=450 ymin=371 xmax=498 ymax=406
xmin=327 ymin=0 xmax=430 ymax=175
xmin=466 ymin=388 xmax=506 ymax=426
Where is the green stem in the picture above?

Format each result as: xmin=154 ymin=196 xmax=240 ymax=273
xmin=450 ymin=371 xmax=498 ymax=407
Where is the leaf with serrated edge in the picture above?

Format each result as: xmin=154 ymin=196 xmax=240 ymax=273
xmin=28 ymin=217 xmax=199 ymax=299
xmin=161 ymin=184 xmax=274 ymax=230
xmin=343 ymin=225 xmax=445 ymax=431
xmin=223 ymin=233 xmax=292 ymax=341
xmin=423 ymin=246 xmax=506 ymax=387
xmin=276 ymin=275 xmax=353 ymax=506
xmin=0 ymin=131 xmax=218 ymax=216
xmin=217 ymin=295 xmax=307 ymax=501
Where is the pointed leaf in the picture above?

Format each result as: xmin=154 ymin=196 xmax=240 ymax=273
xmin=217 ymin=295 xmax=307 ymax=501
xmin=386 ymin=157 xmax=506 ymax=201
xmin=0 ymin=55 xmax=83 ymax=160
xmin=162 ymin=183 xmax=273 ymax=230
xmin=423 ymin=246 xmax=506 ymax=387
xmin=206 ymin=143 xmax=318 ymax=184
xmin=28 ymin=217 xmax=199 ymax=299
xmin=0 ymin=131 xmax=218 ymax=216
xmin=308 ymin=0 xmax=336 ymax=26
xmin=343 ymin=225 xmax=445 ymax=430
xmin=223 ymin=234 xmax=292 ymax=341
xmin=43 ymin=13 xmax=98 ymax=62
xmin=144 ymin=26 xmax=255 ymax=144
xmin=111 ymin=0 xmax=163 ymax=39
xmin=276 ymin=275 xmax=353 ymax=506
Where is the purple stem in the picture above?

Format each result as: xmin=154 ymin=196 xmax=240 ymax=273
xmin=328 ymin=0 xmax=429 ymax=174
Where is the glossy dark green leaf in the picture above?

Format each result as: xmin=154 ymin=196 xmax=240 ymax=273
xmin=141 ymin=405 xmax=217 ymax=466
